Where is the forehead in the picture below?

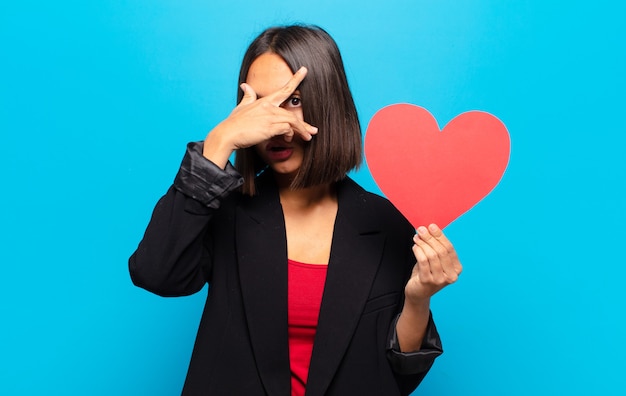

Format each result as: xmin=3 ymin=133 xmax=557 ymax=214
xmin=246 ymin=53 xmax=293 ymax=97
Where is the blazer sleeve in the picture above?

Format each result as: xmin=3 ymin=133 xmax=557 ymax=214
xmin=386 ymin=312 xmax=443 ymax=375
xmin=128 ymin=141 xmax=243 ymax=297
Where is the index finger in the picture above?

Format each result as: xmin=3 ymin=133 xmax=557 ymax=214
xmin=267 ymin=66 xmax=307 ymax=107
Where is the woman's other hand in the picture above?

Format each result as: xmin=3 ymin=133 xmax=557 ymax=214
xmin=396 ymin=224 xmax=462 ymax=352
xmin=406 ymin=223 xmax=462 ymax=304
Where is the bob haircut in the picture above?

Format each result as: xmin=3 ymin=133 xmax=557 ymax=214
xmin=234 ymin=25 xmax=362 ymax=195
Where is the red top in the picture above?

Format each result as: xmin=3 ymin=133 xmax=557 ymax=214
xmin=288 ymin=259 xmax=328 ymax=396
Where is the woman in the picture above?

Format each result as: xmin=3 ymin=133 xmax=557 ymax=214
xmin=129 ymin=25 xmax=462 ymax=396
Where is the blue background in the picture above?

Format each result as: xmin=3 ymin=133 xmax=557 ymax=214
xmin=1 ymin=0 xmax=624 ymax=394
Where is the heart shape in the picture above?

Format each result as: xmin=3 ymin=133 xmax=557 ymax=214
xmin=364 ymin=104 xmax=510 ymax=229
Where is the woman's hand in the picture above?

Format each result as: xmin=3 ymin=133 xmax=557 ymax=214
xmin=202 ymin=67 xmax=318 ymax=168
xmin=406 ymin=223 xmax=462 ymax=304
xmin=396 ymin=223 xmax=462 ymax=352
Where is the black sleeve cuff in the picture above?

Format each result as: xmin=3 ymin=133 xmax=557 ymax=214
xmin=173 ymin=141 xmax=244 ymax=209
xmin=386 ymin=312 xmax=444 ymax=375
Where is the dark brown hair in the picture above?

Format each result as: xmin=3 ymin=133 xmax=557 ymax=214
xmin=234 ymin=25 xmax=362 ymax=195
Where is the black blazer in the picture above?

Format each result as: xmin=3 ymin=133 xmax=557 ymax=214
xmin=130 ymin=143 xmax=442 ymax=396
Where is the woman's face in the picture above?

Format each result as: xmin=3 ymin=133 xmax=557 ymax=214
xmin=248 ymin=52 xmax=306 ymax=185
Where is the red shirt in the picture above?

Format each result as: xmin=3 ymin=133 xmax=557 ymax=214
xmin=288 ymin=259 xmax=328 ymax=396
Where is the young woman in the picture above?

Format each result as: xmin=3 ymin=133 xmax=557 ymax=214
xmin=129 ymin=25 xmax=462 ymax=396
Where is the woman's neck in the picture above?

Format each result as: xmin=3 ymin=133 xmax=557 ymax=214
xmin=279 ymin=182 xmax=338 ymax=265
xmin=278 ymin=183 xmax=337 ymax=210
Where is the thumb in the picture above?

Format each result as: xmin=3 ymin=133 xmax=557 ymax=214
xmin=239 ymin=83 xmax=257 ymax=105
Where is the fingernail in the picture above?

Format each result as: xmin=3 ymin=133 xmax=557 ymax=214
xmin=429 ymin=224 xmax=439 ymax=232
xmin=417 ymin=226 xmax=428 ymax=235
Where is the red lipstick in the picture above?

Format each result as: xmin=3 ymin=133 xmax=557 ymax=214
xmin=265 ymin=142 xmax=294 ymax=161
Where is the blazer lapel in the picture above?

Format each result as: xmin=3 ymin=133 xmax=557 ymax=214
xmin=236 ymin=174 xmax=291 ymax=396
xmin=305 ymin=179 xmax=386 ymax=396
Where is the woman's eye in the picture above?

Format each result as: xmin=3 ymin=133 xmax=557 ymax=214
xmin=287 ymin=96 xmax=301 ymax=107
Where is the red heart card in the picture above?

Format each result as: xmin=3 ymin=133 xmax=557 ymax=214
xmin=364 ymin=104 xmax=510 ymax=229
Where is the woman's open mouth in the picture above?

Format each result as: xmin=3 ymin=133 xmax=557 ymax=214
xmin=265 ymin=143 xmax=294 ymax=161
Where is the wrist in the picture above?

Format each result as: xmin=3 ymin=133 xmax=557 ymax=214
xmin=396 ymin=298 xmax=431 ymax=352
xmin=203 ymin=127 xmax=236 ymax=169
xmin=402 ymin=295 xmax=430 ymax=316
